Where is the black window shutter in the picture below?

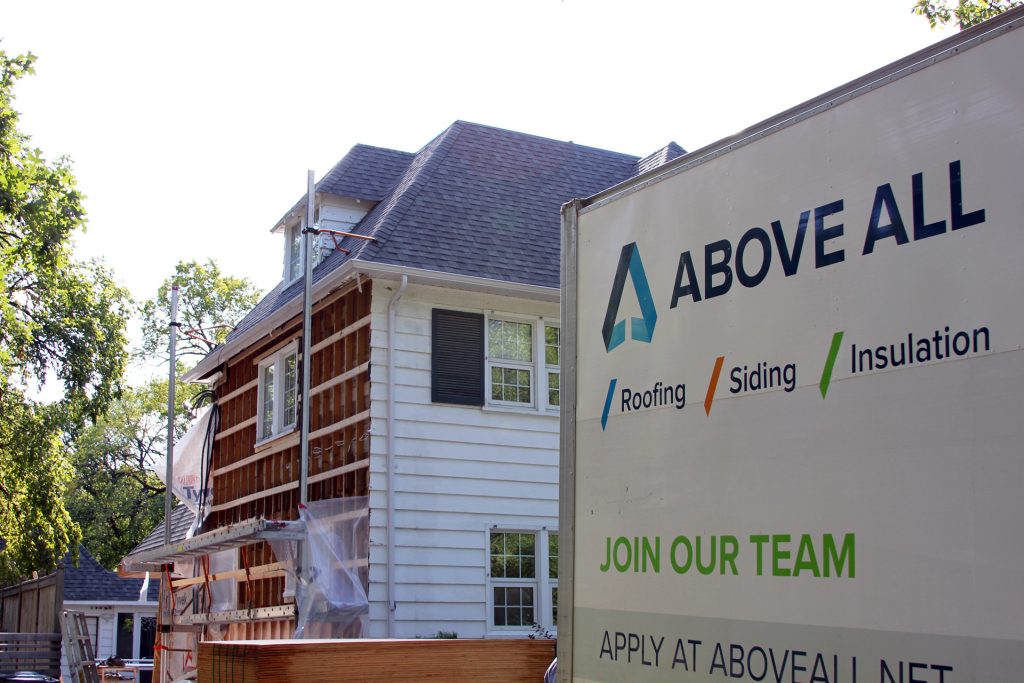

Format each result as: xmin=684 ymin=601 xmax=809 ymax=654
xmin=432 ymin=309 xmax=484 ymax=405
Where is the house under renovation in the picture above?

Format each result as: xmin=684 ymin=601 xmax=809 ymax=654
xmin=122 ymin=121 xmax=684 ymax=662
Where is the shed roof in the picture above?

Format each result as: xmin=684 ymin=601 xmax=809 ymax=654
xmin=64 ymin=546 xmax=159 ymax=603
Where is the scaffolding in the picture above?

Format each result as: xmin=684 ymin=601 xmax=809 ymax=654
xmin=143 ymin=173 xmax=374 ymax=682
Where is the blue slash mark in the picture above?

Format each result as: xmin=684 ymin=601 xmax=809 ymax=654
xmin=601 ymin=379 xmax=617 ymax=431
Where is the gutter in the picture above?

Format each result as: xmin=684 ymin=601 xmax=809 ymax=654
xmin=184 ymin=260 xmax=558 ymax=383
xmin=385 ymin=274 xmax=408 ymax=637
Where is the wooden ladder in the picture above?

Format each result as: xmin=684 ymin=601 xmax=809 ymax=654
xmin=60 ymin=609 xmax=100 ymax=683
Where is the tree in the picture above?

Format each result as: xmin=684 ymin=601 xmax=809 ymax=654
xmin=66 ymin=378 xmax=204 ymax=569
xmin=71 ymin=260 xmax=260 ymax=567
xmin=1 ymin=48 xmax=132 ymax=580
xmin=139 ymin=259 xmax=262 ymax=365
xmin=913 ymin=0 xmax=1022 ymax=28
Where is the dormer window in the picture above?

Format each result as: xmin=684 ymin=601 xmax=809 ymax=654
xmin=285 ymin=221 xmax=303 ymax=283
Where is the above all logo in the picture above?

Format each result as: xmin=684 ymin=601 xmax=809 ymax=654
xmin=594 ymin=160 xmax=987 ymax=432
xmin=601 ymin=242 xmax=665 ymax=432
xmin=602 ymin=242 xmax=658 ymax=352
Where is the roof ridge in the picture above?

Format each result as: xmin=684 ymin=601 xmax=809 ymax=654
xmin=451 ymin=119 xmax=640 ymax=161
xmin=349 ymin=142 xmax=415 ymax=156
xmin=349 ymin=122 xmax=468 ymax=260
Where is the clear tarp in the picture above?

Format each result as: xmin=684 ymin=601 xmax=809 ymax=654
xmin=269 ymin=496 xmax=369 ymax=638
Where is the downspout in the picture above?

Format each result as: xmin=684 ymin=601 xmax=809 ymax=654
xmin=386 ymin=274 xmax=408 ymax=637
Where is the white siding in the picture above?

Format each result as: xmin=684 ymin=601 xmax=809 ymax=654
xmin=367 ymin=279 xmax=559 ymax=638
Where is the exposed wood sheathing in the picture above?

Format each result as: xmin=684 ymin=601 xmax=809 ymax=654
xmin=204 ymin=281 xmax=372 ymax=639
xmin=197 ymin=638 xmax=556 ymax=683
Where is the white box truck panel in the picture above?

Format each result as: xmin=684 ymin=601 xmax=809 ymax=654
xmin=561 ymin=9 xmax=1024 ymax=682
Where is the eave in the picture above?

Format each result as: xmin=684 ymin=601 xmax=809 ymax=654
xmin=183 ymin=260 xmax=559 ymax=384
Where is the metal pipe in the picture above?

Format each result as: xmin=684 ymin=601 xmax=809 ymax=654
xmin=385 ymin=273 xmax=408 ymax=637
xmin=165 ymin=284 xmax=178 ymax=546
xmin=316 ymin=228 xmax=376 ymax=242
xmin=299 ymin=170 xmax=315 ymax=507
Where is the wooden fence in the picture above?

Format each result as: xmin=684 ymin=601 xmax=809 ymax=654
xmin=0 ymin=632 xmax=62 ymax=677
xmin=0 ymin=567 xmax=64 ymax=677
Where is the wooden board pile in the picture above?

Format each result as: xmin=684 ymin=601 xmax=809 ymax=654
xmin=198 ymin=638 xmax=555 ymax=683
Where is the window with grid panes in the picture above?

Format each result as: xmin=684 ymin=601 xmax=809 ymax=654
xmin=488 ymin=529 xmax=558 ymax=631
xmin=490 ymin=531 xmax=536 ymax=627
xmin=548 ymin=533 xmax=559 ymax=625
xmin=285 ymin=221 xmax=303 ymax=283
xmin=257 ymin=342 xmax=298 ymax=441
xmin=544 ymin=324 xmax=559 ymax=409
xmin=487 ymin=319 xmax=534 ymax=406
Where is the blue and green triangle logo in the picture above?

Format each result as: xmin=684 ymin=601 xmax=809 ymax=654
xmin=602 ymin=242 xmax=657 ymax=352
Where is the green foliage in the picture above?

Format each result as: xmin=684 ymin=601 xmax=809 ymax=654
xmin=67 ymin=377 xmax=202 ymax=569
xmin=139 ymin=259 xmax=261 ymax=366
xmin=912 ymin=0 xmax=1022 ymax=28
xmin=0 ymin=390 xmax=79 ymax=580
xmin=73 ymin=259 xmax=258 ymax=568
xmin=0 ymin=47 xmax=132 ymax=580
xmin=432 ymin=631 xmax=459 ymax=639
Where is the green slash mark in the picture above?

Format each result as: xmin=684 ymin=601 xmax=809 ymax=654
xmin=820 ymin=331 xmax=844 ymax=399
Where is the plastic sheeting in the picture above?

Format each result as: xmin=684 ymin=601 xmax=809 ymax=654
xmin=269 ymin=496 xmax=369 ymax=638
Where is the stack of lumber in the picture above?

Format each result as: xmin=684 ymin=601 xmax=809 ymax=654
xmin=198 ymin=637 xmax=555 ymax=683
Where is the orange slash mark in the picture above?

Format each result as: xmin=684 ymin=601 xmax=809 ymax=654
xmin=704 ymin=355 xmax=725 ymax=416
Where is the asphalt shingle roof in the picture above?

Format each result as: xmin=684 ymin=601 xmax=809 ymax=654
xmin=127 ymin=504 xmax=195 ymax=557
xmin=317 ymin=144 xmax=416 ymax=201
xmin=633 ymin=142 xmax=687 ymax=176
xmin=228 ymin=120 xmax=684 ymax=344
xmin=64 ymin=546 xmax=160 ymax=602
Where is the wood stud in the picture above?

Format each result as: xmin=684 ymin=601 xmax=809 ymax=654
xmin=200 ymin=282 xmax=372 ymax=639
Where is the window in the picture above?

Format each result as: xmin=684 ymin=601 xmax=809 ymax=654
xmin=548 ymin=532 xmax=559 ymax=625
xmin=544 ymin=324 xmax=560 ymax=409
xmin=430 ymin=309 xmax=559 ymax=412
xmin=488 ymin=529 xmax=558 ymax=632
xmin=257 ymin=343 xmax=298 ymax=441
xmin=487 ymin=319 xmax=534 ymax=406
xmin=116 ymin=613 xmax=133 ymax=659
xmin=285 ymin=221 xmax=303 ymax=283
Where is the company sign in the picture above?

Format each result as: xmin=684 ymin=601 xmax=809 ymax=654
xmin=566 ymin=20 xmax=1024 ymax=683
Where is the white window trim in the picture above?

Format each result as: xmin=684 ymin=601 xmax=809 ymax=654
xmin=256 ymin=341 xmax=299 ymax=443
xmin=283 ymin=220 xmax=303 ymax=286
xmin=485 ymin=526 xmax=558 ymax=635
xmin=483 ymin=314 xmax=560 ymax=413
xmin=541 ymin=322 xmax=560 ymax=413
xmin=485 ymin=317 xmax=536 ymax=409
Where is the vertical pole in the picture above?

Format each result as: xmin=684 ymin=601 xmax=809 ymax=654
xmin=162 ymin=284 xmax=177 ymax=683
xmin=299 ymin=170 xmax=314 ymax=507
xmin=294 ymin=172 xmax=315 ymax=635
xmin=165 ymin=284 xmax=179 ymax=546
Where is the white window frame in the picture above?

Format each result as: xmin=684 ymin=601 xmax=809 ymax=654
xmin=283 ymin=220 xmax=304 ymax=285
xmin=485 ymin=527 xmax=558 ymax=634
xmin=256 ymin=341 xmax=299 ymax=442
xmin=485 ymin=316 xmax=536 ymax=408
xmin=542 ymin=322 xmax=560 ymax=412
xmin=482 ymin=314 xmax=561 ymax=412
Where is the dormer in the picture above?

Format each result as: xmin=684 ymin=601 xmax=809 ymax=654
xmin=273 ymin=195 xmax=371 ymax=286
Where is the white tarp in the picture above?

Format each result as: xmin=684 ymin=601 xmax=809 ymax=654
xmin=151 ymin=405 xmax=213 ymax=518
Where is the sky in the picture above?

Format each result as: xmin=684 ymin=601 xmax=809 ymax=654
xmin=3 ymin=0 xmax=947 ymax=341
